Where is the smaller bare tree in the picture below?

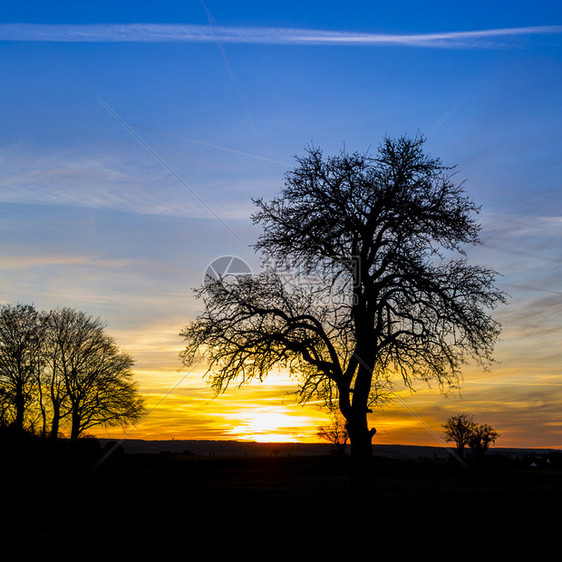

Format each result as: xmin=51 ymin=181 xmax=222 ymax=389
xmin=442 ymin=414 xmax=477 ymax=459
xmin=469 ymin=423 xmax=499 ymax=460
xmin=317 ymin=411 xmax=350 ymax=455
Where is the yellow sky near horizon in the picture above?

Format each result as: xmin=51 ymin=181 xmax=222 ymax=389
xmin=91 ymin=310 xmax=562 ymax=450
xmin=78 ymin=211 xmax=562 ymax=451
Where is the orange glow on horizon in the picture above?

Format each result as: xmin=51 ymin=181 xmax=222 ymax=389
xmin=89 ymin=357 xmax=562 ymax=450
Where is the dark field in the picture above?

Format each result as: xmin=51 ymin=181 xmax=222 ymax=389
xmin=3 ymin=439 xmax=562 ymax=561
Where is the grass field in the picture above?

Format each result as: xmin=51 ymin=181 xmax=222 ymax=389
xmin=3 ymin=439 xmax=562 ymax=560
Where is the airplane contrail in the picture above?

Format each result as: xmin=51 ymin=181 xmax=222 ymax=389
xmin=1 ymin=23 xmax=561 ymax=48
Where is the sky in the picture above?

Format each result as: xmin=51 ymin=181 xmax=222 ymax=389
xmin=1 ymin=0 xmax=561 ymax=448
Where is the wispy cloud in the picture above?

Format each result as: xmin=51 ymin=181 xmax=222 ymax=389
xmin=0 ymin=145 xmax=259 ymax=219
xmin=0 ymin=254 xmax=131 ymax=269
xmin=0 ymin=23 xmax=561 ymax=48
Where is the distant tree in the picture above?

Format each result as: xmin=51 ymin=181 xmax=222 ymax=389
xmin=317 ymin=411 xmax=350 ymax=455
xmin=42 ymin=308 xmax=146 ymax=440
xmin=0 ymin=304 xmax=43 ymax=432
xmin=442 ymin=414 xmax=477 ymax=458
xmin=443 ymin=414 xmax=500 ymax=461
xmin=181 ymin=137 xmax=505 ymax=459
xmin=468 ymin=423 xmax=499 ymax=459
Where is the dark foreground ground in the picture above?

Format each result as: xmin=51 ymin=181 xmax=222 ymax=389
xmin=2 ymin=437 xmax=561 ymax=561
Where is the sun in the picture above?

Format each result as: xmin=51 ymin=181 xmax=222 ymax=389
xmin=230 ymin=408 xmax=315 ymax=443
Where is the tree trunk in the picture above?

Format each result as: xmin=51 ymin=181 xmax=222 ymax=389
xmin=347 ymin=413 xmax=377 ymax=497
xmin=348 ymin=417 xmax=376 ymax=458
xmin=50 ymin=403 xmax=60 ymax=439
xmin=70 ymin=413 xmax=81 ymax=440
xmin=348 ymin=343 xmax=376 ymax=458
xmin=14 ymin=382 xmax=25 ymax=433
xmin=37 ymin=382 xmax=47 ymax=438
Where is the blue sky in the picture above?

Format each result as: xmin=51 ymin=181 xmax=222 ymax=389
xmin=1 ymin=1 xmax=561 ymax=446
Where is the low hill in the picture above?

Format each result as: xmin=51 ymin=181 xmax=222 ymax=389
xmin=98 ymin=438 xmax=558 ymax=460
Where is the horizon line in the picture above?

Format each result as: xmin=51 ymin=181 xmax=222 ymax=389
xmin=0 ymin=23 xmax=561 ymax=48
xmin=95 ymin=436 xmax=561 ymax=450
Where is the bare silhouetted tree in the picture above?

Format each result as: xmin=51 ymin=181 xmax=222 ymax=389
xmin=317 ymin=411 xmax=350 ymax=454
xmin=468 ymin=423 xmax=499 ymax=459
xmin=43 ymin=308 xmax=145 ymax=440
xmin=443 ymin=414 xmax=500 ymax=461
xmin=0 ymin=304 xmax=43 ymax=432
xmin=41 ymin=308 xmax=70 ymax=438
xmin=442 ymin=414 xmax=477 ymax=458
xmin=181 ymin=136 xmax=505 ymax=458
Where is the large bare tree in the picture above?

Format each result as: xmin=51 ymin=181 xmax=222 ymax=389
xmin=181 ymin=136 xmax=505 ymax=458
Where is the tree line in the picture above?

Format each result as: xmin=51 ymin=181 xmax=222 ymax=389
xmin=0 ymin=303 xmax=145 ymax=440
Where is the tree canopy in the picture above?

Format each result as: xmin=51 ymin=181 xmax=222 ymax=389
xmin=181 ymin=136 xmax=506 ymax=457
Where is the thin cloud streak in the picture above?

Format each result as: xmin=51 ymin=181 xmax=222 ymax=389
xmin=133 ymin=124 xmax=289 ymax=166
xmin=1 ymin=23 xmax=561 ymax=48
xmin=0 ymin=254 xmax=132 ymax=269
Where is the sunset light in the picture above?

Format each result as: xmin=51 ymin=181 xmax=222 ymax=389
xmin=229 ymin=409 xmax=311 ymax=443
